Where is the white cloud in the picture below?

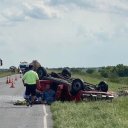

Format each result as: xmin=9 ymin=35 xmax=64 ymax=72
xmin=2 ymin=8 xmax=25 ymax=22
xmin=0 ymin=0 xmax=128 ymax=25
xmin=0 ymin=0 xmax=128 ymax=68
xmin=44 ymin=0 xmax=128 ymax=15
xmin=22 ymin=2 xmax=60 ymax=19
xmin=0 ymin=0 xmax=60 ymax=25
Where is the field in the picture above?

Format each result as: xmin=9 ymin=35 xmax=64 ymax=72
xmin=51 ymin=72 xmax=128 ymax=128
xmin=0 ymin=70 xmax=14 ymax=78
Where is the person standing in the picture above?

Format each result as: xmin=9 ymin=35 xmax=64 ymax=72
xmin=22 ymin=64 xmax=39 ymax=106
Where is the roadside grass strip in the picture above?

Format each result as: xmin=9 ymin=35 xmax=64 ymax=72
xmin=51 ymin=97 xmax=128 ymax=128
xmin=0 ymin=72 xmax=14 ymax=78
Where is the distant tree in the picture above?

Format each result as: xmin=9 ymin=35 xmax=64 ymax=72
xmin=115 ymin=64 xmax=128 ymax=77
xmin=86 ymin=68 xmax=95 ymax=74
xmin=99 ymin=69 xmax=108 ymax=78
xmin=99 ymin=64 xmax=128 ymax=78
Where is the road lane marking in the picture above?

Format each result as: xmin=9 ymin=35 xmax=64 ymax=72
xmin=43 ymin=105 xmax=48 ymax=128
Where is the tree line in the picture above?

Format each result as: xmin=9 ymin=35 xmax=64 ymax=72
xmin=99 ymin=64 xmax=128 ymax=78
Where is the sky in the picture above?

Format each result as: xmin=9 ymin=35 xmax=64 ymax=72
xmin=0 ymin=0 xmax=128 ymax=68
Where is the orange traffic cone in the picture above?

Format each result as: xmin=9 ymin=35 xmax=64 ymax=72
xmin=6 ymin=76 xmax=9 ymax=84
xmin=8 ymin=77 xmax=11 ymax=84
xmin=10 ymin=79 xmax=15 ymax=88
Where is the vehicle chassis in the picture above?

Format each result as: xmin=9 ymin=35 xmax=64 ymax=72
xmin=36 ymin=76 xmax=114 ymax=102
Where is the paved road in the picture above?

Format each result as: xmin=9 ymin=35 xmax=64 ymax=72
xmin=0 ymin=75 xmax=53 ymax=128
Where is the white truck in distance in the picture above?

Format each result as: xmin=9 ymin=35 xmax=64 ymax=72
xmin=19 ymin=62 xmax=29 ymax=74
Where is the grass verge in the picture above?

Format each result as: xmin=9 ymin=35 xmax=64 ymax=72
xmin=0 ymin=71 xmax=14 ymax=78
xmin=51 ymin=97 xmax=128 ymax=128
xmin=50 ymin=71 xmax=128 ymax=128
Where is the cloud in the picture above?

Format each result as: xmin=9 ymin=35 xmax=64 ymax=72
xmin=42 ymin=0 xmax=128 ymax=45
xmin=0 ymin=0 xmax=128 ymax=68
xmin=0 ymin=0 xmax=60 ymax=25
xmin=44 ymin=0 xmax=128 ymax=15
xmin=2 ymin=8 xmax=25 ymax=22
xmin=22 ymin=2 xmax=59 ymax=19
xmin=0 ymin=0 xmax=128 ymax=26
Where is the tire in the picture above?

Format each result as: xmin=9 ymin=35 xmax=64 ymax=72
xmin=36 ymin=67 xmax=47 ymax=80
xmin=71 ymin=79 xmax=84 ymax=94
xmin=97 ymin=81 xmax=108 ymax=92
xmin=62 ymin=68 xmax=71 ymax=77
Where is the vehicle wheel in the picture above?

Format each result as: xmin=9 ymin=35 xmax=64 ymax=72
xmin=62 ymin=68 xmax=71 ymax=77
xmin=71 ymin=79 xmax=84 ymax=94
xmin=37 ymin=67 xmax=47 ymax=80
xmin=97 ymin=81 xmax=108 ymax=92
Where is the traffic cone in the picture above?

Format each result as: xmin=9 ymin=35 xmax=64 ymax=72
xmin=10 ymin=79 xmax=15 ymax=88
xmin=8 ymin=77 xmax=11 ymax=83
xmin=6 ymin=76 xmax=9 ymax=84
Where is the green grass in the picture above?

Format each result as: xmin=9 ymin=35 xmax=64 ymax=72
xmin=51 ymin=97 xmax=128 ymax=128
xmin=0 ymin=71 xmax=15 ymax=78
xmin=50 ymin=70 xmax=128 ymax=128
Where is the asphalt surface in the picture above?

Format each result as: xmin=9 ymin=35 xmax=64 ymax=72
xmin=0 ymin=74 xmax=53 ymax=128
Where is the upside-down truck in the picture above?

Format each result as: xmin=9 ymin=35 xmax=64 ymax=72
xmin=35 ymin=67 xmax=115 ymax=103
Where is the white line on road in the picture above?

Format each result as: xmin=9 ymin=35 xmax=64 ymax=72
xmin=43 ymin=105 xmax=48 ymax=128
